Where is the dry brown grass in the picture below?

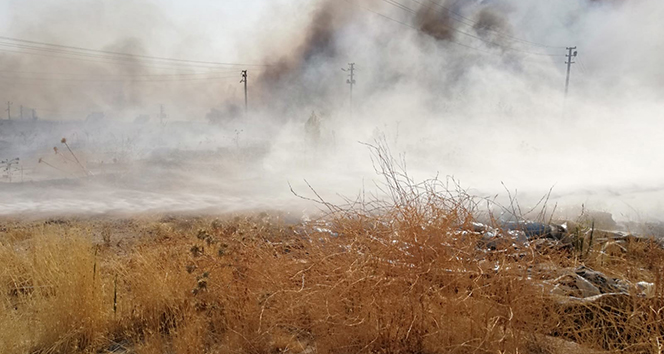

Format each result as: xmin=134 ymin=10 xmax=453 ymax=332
xmin=1 ymin=145 xmax=664 ymax=354
xmin=1 ymin=213 xmax=663 ymax=354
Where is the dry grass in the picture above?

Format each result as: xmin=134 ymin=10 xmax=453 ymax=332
xmin=1 ymin=145 xmax=664 ymax=354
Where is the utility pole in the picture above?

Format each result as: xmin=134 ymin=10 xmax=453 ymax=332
xmin=159 ymin=104 xmax=166 ymax=125
xmin=565 ymin=46 xmax=577 ymax=98
xmin=240 ymin=70 xmax=248 ymax=115
xmin=342 ymin=63 xmax=356 ymax=115
xmin=6 ymin=101 xmax=11 ymax=120
xmin=20 ymin=105 xmax=23 ymax=120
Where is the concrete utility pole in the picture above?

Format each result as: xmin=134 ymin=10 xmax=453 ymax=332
xmin=565 ymin=46 xmax=577 ymax=98
xmin=342 ymin=63 xmax=356 ymax=115
xmin=20 ymin=105 xmax=23 ymax=119
xmin=6 ymin=101 xmax=11 ymax=120
xmin=240 ymin=70 xmax=248 ymax=115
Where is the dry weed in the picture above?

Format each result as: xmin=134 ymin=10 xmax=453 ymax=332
xmin=1 ymin=142 xmax=663 ymax=353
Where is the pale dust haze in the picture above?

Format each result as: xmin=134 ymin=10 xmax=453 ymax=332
xmin=0 ymin=0 xmax=663 ymax=222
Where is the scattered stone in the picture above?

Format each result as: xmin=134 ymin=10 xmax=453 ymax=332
xmin=470 ymin=222 xmax=487 ymax=233
xmin=636 ymin=281 xmax=655 ymax=298
xmin=550 ymin=273 xmax=601 ymax=298
xmin=547 ymin=266 xmax=633 ymax=299
xmin=575 ymin=266 xmax=629 ymax=294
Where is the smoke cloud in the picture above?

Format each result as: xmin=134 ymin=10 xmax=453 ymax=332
xmin=1 ymin=0 xmax=663 ymax=223
xmin=416 ymin=2 xmax=456 ymax=42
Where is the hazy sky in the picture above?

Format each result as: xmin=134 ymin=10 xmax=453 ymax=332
xmin=0 ymin=0 xmax=307 ymax=118
xmin=0 ymin=0 xmax=303 ymax=63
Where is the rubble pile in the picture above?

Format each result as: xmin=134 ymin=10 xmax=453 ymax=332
xmin=471 ymin=219 xmax=657 ymax=299
xmin=463 ymin=217 xmax=662 ymax=351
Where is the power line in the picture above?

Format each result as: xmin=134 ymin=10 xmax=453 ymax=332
xmin=0 ymin=42 xmax=195 ymax=67
xmin=0 ymin=74 xmax=240 ymax=83
xmin=0 ymin=69 xmax=240 ymax=79
xmin=375 ymin=0 xmax=490 ymax=52
xmin=343 ymin=0 xmax=489 ymax=53
xmin=345 ymin=0 xmax=555 ymax=57
xmin=0 ymin=76 xmax=240 ymax=91
xmin=383 ymin=0 xmax=416 ymax=14
xmin=410 ymin=0 xmax=475 ymax=27
xmin=374 ymin=0 xmax=563 ymax=57
xmin=410 ymin=0 xmax=565 ymax=49
xmin=577 ymin=57 xmax=590 ymax=76
xmin=0 ymin=35 xmax=271 ymax=67
xmin=0 ymin=42 xmax=251 ymax=71
xmin=0 ymin=47 xmax=243 ymax=73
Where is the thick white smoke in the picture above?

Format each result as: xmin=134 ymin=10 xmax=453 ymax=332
xmin=0 ymin=0 xmax=663 ymax=223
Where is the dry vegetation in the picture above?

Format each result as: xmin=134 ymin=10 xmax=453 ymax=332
xmin=1 ymin=145 xmax=664 ymax=354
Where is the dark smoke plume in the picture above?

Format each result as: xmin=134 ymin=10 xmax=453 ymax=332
xmin=415 ymin=2 xmax=456 ymax=42
xmin=473 ymin=8 xmax=509 ymax=35
xmin=256 ymin=1 xmax=356 ymax=111
xmin=250 ymin=0 xmax=518 ymax=115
